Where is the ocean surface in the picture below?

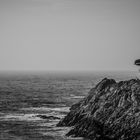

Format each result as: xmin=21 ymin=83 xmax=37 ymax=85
xmin=0 ymin=71 xmax=137 ymax=140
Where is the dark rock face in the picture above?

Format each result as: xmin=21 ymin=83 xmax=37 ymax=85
xmin=36 ymin=115 xmax=60 ymax=120
xmin=135 ymin=59 xmax=140 ymax=66
xmin=57 ymin=78 xmax=140 ymax=140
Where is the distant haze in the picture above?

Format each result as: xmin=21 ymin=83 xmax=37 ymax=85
xmin=0 ymin=0 xmax=140 ymax=71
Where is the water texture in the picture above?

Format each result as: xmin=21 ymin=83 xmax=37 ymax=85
xmin=0 ymin=71 xmax=136 ymax=140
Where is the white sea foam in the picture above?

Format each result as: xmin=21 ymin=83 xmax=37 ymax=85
xmin=0 ymin=107 xmax=68 ymax=121
xmin=0 ymin=112 xmax=66 ymax=121
xmin=21 ymin=107 xmax=70 ymax=112
xmin=0 ymin=113 xmax=42 ymax=121
xmin=70 ymin=96 xmax=84 ymax=99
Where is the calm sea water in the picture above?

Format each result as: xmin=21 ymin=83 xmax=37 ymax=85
xmin=0 ymin=71 xmax=137 ymax=140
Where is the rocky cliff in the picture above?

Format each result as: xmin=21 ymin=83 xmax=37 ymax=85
xmin=57 ymin=78 xmax=140 ymax=140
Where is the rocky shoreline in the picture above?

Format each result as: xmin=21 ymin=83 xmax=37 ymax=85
xmin=57 ymin=78 xmax=140 ymax=140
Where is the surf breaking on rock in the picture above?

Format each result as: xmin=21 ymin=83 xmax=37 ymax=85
xmin=57 ymin=78 xmax=140 ymax=140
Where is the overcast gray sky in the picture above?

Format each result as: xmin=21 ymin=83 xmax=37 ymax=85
xmin=0 ymin=0 xmax=140 ymax=71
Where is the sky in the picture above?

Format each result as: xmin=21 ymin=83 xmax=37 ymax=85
xmin=0 ymin=0 xmax=140 ymax=72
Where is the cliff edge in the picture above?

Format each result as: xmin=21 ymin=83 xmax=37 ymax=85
xmin=57 ymin=78 xmax=140 ymax=140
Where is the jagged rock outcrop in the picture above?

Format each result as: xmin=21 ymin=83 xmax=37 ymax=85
xmin=57 ymin=78 xmax=140 ymax=140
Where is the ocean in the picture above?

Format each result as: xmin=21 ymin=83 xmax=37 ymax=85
xmin=0 ymin=71 xmax=137 ymax=140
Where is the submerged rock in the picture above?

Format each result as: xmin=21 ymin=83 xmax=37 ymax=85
xmin=57 ymin=78 xmax=140 ymax=140
xmin=135 ymin=59 xmax=140 ymax=66
xmin=36 ymin=115 xmax=60 ymax=120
